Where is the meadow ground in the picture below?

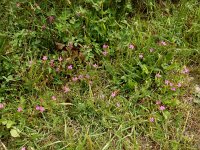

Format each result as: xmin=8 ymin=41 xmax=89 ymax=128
xmin=0 ymin=0 xmax=200 ymax=149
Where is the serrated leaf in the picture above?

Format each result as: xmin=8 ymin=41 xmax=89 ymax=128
xmin=10 ymin=129 xmax=20 ymax=137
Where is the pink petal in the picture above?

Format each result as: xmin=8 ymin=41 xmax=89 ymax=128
xmin=0 ymin=103 xmax=4 ymax=109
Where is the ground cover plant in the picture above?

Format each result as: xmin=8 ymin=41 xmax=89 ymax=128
xmin=0 ymin=0 xmax=200 ymax=149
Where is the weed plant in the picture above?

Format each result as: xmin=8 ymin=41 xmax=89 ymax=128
xmin=0 ymin=0 xmax=200 ymax=149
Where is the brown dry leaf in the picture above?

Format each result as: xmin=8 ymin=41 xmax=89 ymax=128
xmin=78 ymin=52 xmax=85 ymax=61
xmin=55 ymin=42 xmax=66 ymax=50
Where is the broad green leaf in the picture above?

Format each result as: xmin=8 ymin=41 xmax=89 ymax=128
xmin=163 ymin=111 xmax=171 ymax=120
xmin=6 ymin=120 xmax=15 ymax=128
xmin=10 ymin=129 xmax=20 ymax=137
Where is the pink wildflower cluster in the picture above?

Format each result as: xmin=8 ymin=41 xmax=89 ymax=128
xmin=149 ymin=117 xmax=155 ymax=122
xmin=36 ymin=105 xmax=45 ymax=112
xmin=103 ymin=44 xmax=108 ymax=49
xmin=50 ymin=60 xmax=54 ymax=67
xmin=51 ymin=96 xmax=56 ymax=100
xmin=150 ymin=48 xmax=154 ymax=52
xmin=102 ymin=50 xmax=108 ymax=56
xmin=48 ymin=16 xmax=55 ymax=24
xmin=156 ymin=101 xmax=166 ymax=111
xmin=164 ymin=80 xmax=182 ymax=91
xmin=159 ymin=105 xmax=166 ymax=111
xmin=85 ymin=74 xmax=90 ymax=79
xmin=139 ymin=54 xmax=144 ymax=59
xmin=21 ymin=147 xmax=26 ymax=150
xmin=155 ymin=73 xmax=162 ymax=78
xmin=102 ymin=44 xmax=109 ymax=56
xmin=111 ymin=91 xmax=118 ymax=98
xmin=68 ymin=65 xmax=73 ymax=70
xmin=42 ymin=56 xmax=48 ymax=61
xmin=63 ymin=86 xmax=70 ymax=93
xmin=58 ymin=56 xmax=63 ymax=62
xmin=129 ymin=44 xmax=135 ymax=49
xmin=182 ymin=66 xmax=189 ymax=74
xmin=72 ymin=77 xmax=79 ymax=82
xmin=71 ymin=74 xmax=90 ymax=82
xmin=17 ymin=107 xmax=23 ymax=112
xmin=93 ymin=64 xmax=98 ymax=68
xmin=78 ymin=75 xmax=83 ymax=79
xmin=42 ymin=25 xmax=46 ymax=30
xmin=159 ymin=41 xmax=167 ymax=46
xmin=16 ymin=3 xmax=21 ymax=7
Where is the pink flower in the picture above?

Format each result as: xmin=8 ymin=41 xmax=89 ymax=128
xmin=36 ymin=105 xmax=40 ymax=110
xmin=68 ymin=42 xmax=73 ymax=49
xmin=58 ymin=56 xmax=63 ymax=62
xmin=165 ymin=80 xmax=170 ymax=85
xmin=0 ymin=103 xmax=4 ymax=109
xmin=171 ymin=87 xmax=176 ymax=91
xmin=129 ymin=44 xmax=135 ymax=49
xmin=182 ymin=67 xmax=189 ymax=74
xmin=149 ymin=117 xmax=154 ymax=122
xmin=36 ymin=106 xmax=45 ymax=112
xmin=17 ymin=107 xmax=23 ymax=112
xmin=16 ymin=3 xmax=21 ymax=7
xmin=85 ymin=74 xmax=90 ymax=79
xmin=51 ymin=96 xmax=56 ymax=100
xmin=102 ymin=50 xmax=108 ymax=56
xmin=29 ymin=60 xmax=33 ymax=65
xmin=139 ymin=54 xmax=143 ymax=59
xmin=93 ymin=64 xmax=98 ymax=68
xmin=21 ymin=147 xmax=26 ymax=150
xmin=50 ymin=60 xmax=54 ymax=67
xmin=177 ymin=83 xmax=182 ymax=87
xmin=103 ymin=44 xmax=108 ymax=49
xmin=159 ymin=105 xmax=166 ymax=111
xmin=48 ymin=16 xmax=55 ymax=24
xmin=155 ymin=73 xmax=161 ymax=78
xmin=116 ymin=103 xmax=120 ymax=107
xmin=68 ymin=65 xmax=73 ymax=70
xmin=78 ymin=75 xmax=83 ymax=79
xmin=111 ymin=91 xmax=117 ymax=97
xmin=56 ymin=67 xmax=60 ymax=72
xmin=42 ymin=56 xmax=48 ymax=61
xmin=39 ymin=106 xmax=45 ymax=113
xmin=42 ymin=25 xmax=46 ymax=30
xmin=169 ymin=82 xmax=174 ymax=87
xmin=63 ymin=86 xmax=70 ymax=93
xmin=72 ymin=77 xmax=78 ymax=82
xmin=156 ymin=101 xmax=161 ymax=105
xmin=159 ymin=41 xmax=167 ymax=46
xmin=150 ymin=48 xmax=154 ymax=52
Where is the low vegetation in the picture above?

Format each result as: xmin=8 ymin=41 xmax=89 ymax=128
xmin=0 ymin=0 xmax=199 ymax=149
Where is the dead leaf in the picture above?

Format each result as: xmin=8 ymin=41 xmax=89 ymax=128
xmin=55 ymin=42 xmax=66 ymax=50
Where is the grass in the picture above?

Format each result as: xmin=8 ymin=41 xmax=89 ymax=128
xmin=0 ymin=0 xmax=200 ymax=149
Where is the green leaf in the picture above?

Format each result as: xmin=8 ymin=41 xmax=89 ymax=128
xmin=2 ymin=120 xmax=7 ymax=125
xmin=193 ymin=97 xmax=200 ymax=104
xmin=6 ymin=120 xmax=15 ymax=128
xmin=127 ymin=79 xmax=136 ymax=89
xmin=10 ymin=129 xmax=20 ymax=137
xmin=163 ymin=111 xmax=171 ymax=120
xmin=141 ymin=64 xmax=149 ymax=74
xmin=138 ymin=62 xmax=149 ymax=74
